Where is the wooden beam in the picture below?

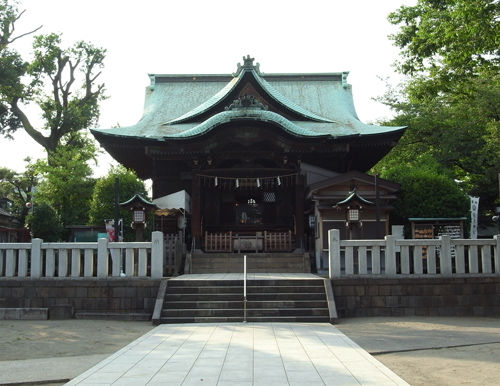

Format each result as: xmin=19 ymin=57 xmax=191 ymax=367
xmin=191 ymin=175 xmax=202 ymax=250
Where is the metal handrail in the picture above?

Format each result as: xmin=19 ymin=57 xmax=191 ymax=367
xmin=243 ymin=254 xmax=247 ymax=323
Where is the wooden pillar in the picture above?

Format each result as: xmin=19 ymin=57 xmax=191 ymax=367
xmin=191 ymin=174 xmax=202 ymax=250
xmin=295 ymin=174 xmax=305 ymax=250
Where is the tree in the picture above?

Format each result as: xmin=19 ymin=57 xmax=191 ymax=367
xmin=388 ymin=0 xmax=499 ymax=81
xmin=27 ymin=201 xmax=63 ymax=241
xmin=381 ymin=166 xmax=470 ymax=227
xmin=0 ymin=0 xmax=106 ymax=156
xmin=88 ymin=165 xmax=148 ymax=241
xmin=0 ymin=161 xmax=37 ymax=226
xmin=33 ymin=133 xmax=96 ymax=231
xmin=380 ymin=0 xmax=500 ymax=215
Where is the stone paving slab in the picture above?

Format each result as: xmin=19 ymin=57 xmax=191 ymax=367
xmin=66 ymin=323 xmax=408 ymax=385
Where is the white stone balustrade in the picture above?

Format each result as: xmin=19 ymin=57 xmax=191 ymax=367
xmin=328 ymin=229 xmax=500 ymax=279
xmin=0 ymin=231 xmax=164 ymax=278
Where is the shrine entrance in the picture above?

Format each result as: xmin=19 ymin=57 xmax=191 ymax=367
xmin=194 ymin=172 xmax=300 ymax=253
xmin=92 ymin=56 xmax=405 ymax=267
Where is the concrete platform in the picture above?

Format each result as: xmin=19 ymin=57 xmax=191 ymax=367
xmin=67 ymin=323 xmax=408 ymax=385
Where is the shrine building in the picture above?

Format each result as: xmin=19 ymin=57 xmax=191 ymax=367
xmin=92 ymin=56 xmax=405 ymax=271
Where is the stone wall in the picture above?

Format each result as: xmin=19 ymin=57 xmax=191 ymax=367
xmin=332 ymin=276 xmax=500 ymax=317
xmin=0 ymin=278 xmax=160 ymax=319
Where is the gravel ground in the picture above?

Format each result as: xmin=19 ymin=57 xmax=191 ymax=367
xmin=336 ymin=316 xmax=500 ymax=385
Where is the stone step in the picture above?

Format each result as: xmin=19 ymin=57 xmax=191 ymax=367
xmin=190 ymin=253 xmax=311 ymax=273
xmin=157 ymin=277 xmax=331 ymax=324
xmin=191 ymin=267 xmax=307 ymax=273
xmin=191 ymin=254 xmax=305 ymax=262
xmin=158 ymin=315 xmax=330 ymax=324
xmin=191 ymin=261 xmax=306 ymax=266
xmin=163 ymin=300 xmax=328 ymax=309
xmin=167 ymin=279 xmax=324 ymax=287
xmin=159 ymin=316 xmax=243 ymax=324
xmin=162 ymin=308 xmax=329 ymax=318
xmin=166 ymin=285 xmax=324 ymax=294
xmin=165 ymin=293 xmax=327 ymax=302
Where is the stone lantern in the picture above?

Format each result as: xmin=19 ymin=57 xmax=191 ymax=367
xmin=120 ymin=194 xmax=157 ymax=241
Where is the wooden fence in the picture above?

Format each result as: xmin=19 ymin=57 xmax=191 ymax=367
xmin=204 ymin=231 xmax=293 ymax=252
xmin=264 ymin=230 xmax=293 ymax=252
xmin=0 ymin=231 xmax=164 ymax=279
xmin=204 ymin=231 xmax=233 ymax=252
xmin=164 ymin=232 xmax=184 ymax=275
xmin=328 ymin=230 xmax=500 ymax=278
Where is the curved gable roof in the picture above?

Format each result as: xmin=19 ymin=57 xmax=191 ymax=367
xmin=92 ymin=57 xmax=406 ymax=142
xmin=165 ymin=58 xmax=333 ymax=125
xmin=169 ymin=109 xmax=323 ymax=139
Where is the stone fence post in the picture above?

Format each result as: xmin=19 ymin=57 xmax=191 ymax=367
xmin=384 ymin=235 xmax=397 ymax=275
xmin=328 ymin=229 xmax=341 ymax=279
xmin=439 ymin=235 xmax=452 ymax=276
xmin=30 ymin=238 xmax=43 ymax=278
xmin=495 ymin=235 xmax=500 ymax=274
xmin=151 ymin=231 xmax=164 ymax=279
xmin=97 ymin=238 xmax=108 ymax=278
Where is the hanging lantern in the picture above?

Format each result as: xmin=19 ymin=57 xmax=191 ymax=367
xmin=277 ymin=176 xmax=281 ymax=186
xmin=257 ymin=178 xmax=261 ymax=188
xmin=236 ymin=178 xmax=239 ymax=188
xmin=214 ymin=177 xmax=218 ymax=186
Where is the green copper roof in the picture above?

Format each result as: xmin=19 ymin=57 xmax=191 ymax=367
xmin=166 ymin=60 xmax=333 ymax=125
xmin=166 ymin=77 xmax=240 ymax=124
xmin=173 ymin=109 xmax=321 ymax=138
xmin=119 ymin=193 xmax=156 ymax=208
xmin=92 ymin=57 xmax=406 ymax=141
xmin=335 ymin=190 xmax=375 ymax=206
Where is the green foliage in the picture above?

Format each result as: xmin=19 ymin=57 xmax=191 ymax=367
xmin=0 ymin=1 xmax=106 ymax=155
xmin=380 ymin=0 xmax=500 ymax=217
xmin=383 ymin=167 xmax=469 ymax=222
xmin=26 ymin=201 xmax=63 ymax=241
xmin=0 ymin=161 xmax=37 ymax=226
xmin=33 ymin=133 xmax=96 ymax=231
xmin=376 ymin=74 xmax=500 ymax=206
xmin=88 ymin=165 xmax=148 ymax=241
xmin=388 ymin=0 xmax=499 ymax=81
xmin=0 ymin=1 xmax=27 ymax=136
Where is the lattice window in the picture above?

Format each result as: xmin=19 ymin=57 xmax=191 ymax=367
xmin=263 ymin=192 xmax=276 ymax=202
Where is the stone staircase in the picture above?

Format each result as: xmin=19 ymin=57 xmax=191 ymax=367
xmin=188 ymin=252 xmax=311 ymax=273
xmin=154 ymin=277 xmax=334 ymax=324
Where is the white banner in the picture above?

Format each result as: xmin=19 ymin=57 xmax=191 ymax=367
xmin=104 ymin=219 xmax=123 ymax=241
xmin=469 ymin=196 xmax=479 ymax=239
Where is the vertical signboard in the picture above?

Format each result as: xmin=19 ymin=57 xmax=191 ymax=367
xmin=469 ymin=196 xmax=479 ymax=239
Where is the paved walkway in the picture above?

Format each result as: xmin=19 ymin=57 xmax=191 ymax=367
xmin=67 ymin=323 xmax=408 ymax=385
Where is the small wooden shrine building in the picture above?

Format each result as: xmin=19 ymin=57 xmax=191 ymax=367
xmin=92 ymin=56 xmax=404 ymax=265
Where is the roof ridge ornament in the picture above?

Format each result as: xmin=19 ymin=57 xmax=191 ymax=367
xmin=225 ymin=94 xmax=268 ymax=111
xmin=233 ymin=55 xmax=261 ymax=76
xmin=342 ymin=71 xmax=350 ymax=89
